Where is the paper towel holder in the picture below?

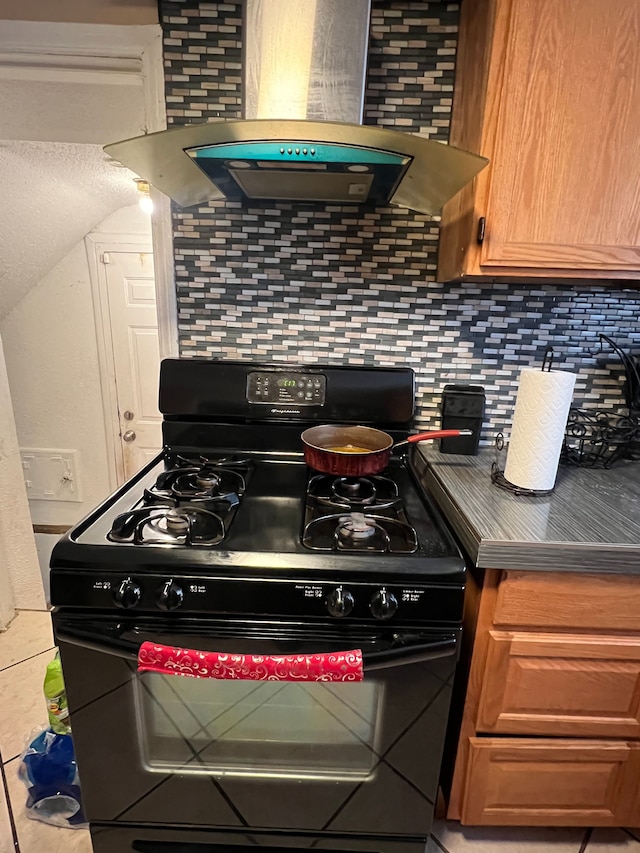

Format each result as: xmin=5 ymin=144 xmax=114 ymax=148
xmin=541 ymin=346 xmax=556 ymax=372
xmin=490 ymin=433 xmax=555 ymax=497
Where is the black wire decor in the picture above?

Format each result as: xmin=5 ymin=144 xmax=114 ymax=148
xmin=560 ymin=334 xmax=640 ymax=469
xmin=562 ymin=409 xmax=640 ymax=469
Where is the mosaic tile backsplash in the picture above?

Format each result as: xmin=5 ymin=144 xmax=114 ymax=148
xmin=160 ymin=0 xmax=640 ymax=439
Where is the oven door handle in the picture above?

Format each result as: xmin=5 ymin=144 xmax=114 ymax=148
xmin=53 ymin=619 xmax=459 ymax=671
xmin=365 ymin=636 xmax=458 ymax=670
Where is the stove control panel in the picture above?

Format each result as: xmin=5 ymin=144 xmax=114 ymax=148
xmin=52 ymin=572 xmax=465 ymax=626
xmin=246 ymin=371 xmax=326 ymax=406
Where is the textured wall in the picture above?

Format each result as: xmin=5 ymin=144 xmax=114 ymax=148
xmin=160 ymin=0 xmax=640 ymax=436
xmin=0 ymin=336 xmax=44 ymax=615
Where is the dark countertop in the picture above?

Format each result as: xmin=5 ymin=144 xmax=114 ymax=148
xmin=414 ymin=445 xmax=640 ymax=574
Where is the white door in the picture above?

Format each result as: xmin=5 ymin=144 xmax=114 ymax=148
xmin=104 ymin=251 xmax=162 ymax=480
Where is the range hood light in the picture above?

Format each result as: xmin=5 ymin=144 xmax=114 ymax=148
xmin=134 ymin=179 xmax=153 ymax=214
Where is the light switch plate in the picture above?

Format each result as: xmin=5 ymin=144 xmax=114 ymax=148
xmin=20 ymin=448 xmax=82 ymax=502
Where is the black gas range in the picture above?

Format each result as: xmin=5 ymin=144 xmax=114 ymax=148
xmin=51 ymin=359 xmax=466 ymax=853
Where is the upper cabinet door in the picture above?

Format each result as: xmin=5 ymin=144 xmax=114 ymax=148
xmin=438 ymin=0 xmax=640 ymax=282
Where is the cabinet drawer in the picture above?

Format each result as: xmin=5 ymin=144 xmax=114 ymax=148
xmin=477 ymin=631 xmax=640 ymax=737
xmin=494 ymin=572 xmax=640 ymax=632
xmin=461 ymin=738 xmax=640 ymax=826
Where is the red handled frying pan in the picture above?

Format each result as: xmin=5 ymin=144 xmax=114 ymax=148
xmin=301 ymin=424 xmax=472 ymax=476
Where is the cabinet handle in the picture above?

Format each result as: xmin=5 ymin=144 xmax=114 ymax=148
xmin=476 ymin=216 xmax=486 ymax=244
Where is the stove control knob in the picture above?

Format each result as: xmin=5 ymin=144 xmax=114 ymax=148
xmin=370 ymin=589 xmax=398 ymax=620
xmin=157 ymin=580 xmax=184 ymax=611
xmin=326 ymin=586 xmax=354 ymax=618
xmin=114 ymin=577 xmax=141 ymax=609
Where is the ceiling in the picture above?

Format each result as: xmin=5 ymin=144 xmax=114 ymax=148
xmin=0 ymin=141 xmax=139 ymax=318
xmin=0 ymin=16 xmax=161 ymax=320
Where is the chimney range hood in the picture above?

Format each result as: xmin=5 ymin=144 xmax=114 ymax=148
xmin=105 ymin=0 xmax=488 ymax=215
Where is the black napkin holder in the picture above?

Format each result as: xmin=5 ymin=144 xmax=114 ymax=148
xmin=440 ymin=384 xmax=485 ymax=455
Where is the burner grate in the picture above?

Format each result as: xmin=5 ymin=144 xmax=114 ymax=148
xmin=108 ymin=505 xmax=226 ymax=546
xmin=151 ymin=466 xmax=244 ymax=504
xmin=307 ymin=473 xmax=401 ymax=511
xmin=106 ymin=451 xmax=254 ymax=546
xmin=302 ymin=472 xmax=419 ymax=554
xmin=165 ymin=450 xmax=253 ymax=469
xmin=302 ymin=511 xmax=418 ymax=554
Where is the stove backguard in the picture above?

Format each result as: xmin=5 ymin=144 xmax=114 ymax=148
xmin=159 ymin=359 xmax=416 ymax=430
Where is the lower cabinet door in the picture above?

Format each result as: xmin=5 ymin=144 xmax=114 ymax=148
xmin=476 ymin=631 xmax=640 ymax=737
xmin=461 ymin=738 xmax=640 ymax=826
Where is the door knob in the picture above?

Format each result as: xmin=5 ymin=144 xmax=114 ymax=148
xmin=123 ymin=430 xmax=136 ymax=443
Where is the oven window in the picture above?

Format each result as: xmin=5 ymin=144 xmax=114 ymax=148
xmin=135 ymin=674 xmax=383 ymax=781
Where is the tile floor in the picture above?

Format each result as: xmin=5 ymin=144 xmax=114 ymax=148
xmin=1 ymin=610 xmax=639 ymax=853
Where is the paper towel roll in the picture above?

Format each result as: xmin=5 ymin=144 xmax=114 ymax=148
xmin=504 ymin=368 xmax=577 ymax=491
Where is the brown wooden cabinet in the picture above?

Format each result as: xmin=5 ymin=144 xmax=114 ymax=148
xmin=462 ymin=739 xmax=640 ymax=826
xmin=494 ymin=571 xmax=640 ymax=632
xmin=448 ymin=570 xmax=640 ymax=826
xmin=437 ymin=0 xmax=640 ymax=282
xmin=476 ymin=631 xmax=640 ymax=738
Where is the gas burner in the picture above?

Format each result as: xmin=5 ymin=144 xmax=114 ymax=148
xmin=164 ymin=509 xmax=191 ymax=534
xmin=302 ymin=511 xmax=418 ymax=554
xmin=170 ymin=470 xmax=242 ymax=503
xmin=332 ymin=477 xmax=377 ymax=504
xmin=107 ymin=506 xmax=225 ymax=546
xmin=307 ymin=473 xmax=401 ymax=511
xmin=150 ymin=466 xmax=245 ymax=504
xmin=195 ymin=470 xmax=221 ymax=490
xmin=337 ymin=512 xmax=378 ymax=539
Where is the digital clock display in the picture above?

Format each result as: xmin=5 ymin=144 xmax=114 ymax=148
xmin=247 ymin=371 xmax=326 ymax=406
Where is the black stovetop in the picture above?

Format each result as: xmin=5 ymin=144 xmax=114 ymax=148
xmin=50 ymin=360 xmax=466 ymax=624
xmin=53 ymin=446 xmax=462 ymax=576
xmin=50 ymin=449 xmax=465 ymax=625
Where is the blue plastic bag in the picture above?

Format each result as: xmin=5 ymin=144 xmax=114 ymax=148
xmin=18 ymin=726 xmax=87 ymax=829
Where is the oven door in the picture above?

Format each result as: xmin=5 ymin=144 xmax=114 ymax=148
xmin=54 ymin=612 xmax=459 ymax=845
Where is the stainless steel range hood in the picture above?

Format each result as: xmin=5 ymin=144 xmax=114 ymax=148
xmin=105 ymin=0 xmax=488 ymax=215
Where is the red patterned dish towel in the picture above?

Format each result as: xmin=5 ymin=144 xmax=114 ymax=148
xmin=138 ymin=642 xmax=364 ymax=682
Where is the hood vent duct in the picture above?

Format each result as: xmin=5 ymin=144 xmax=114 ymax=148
xmin=244 ymin=0 xmax=370 ymax=124
xmin=105 ymin=0 xmax=488 ymax=215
